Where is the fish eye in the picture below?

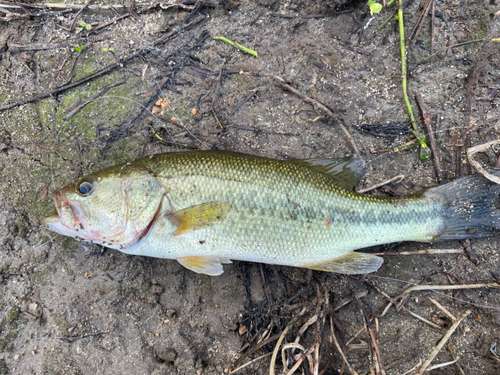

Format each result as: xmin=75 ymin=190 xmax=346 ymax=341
xmin=76 ymin=177 xmax=95 ymax=196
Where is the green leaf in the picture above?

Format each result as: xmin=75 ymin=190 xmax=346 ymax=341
xmin=367 ymin=0 xmax=383 ymax=15
xmin=101 ymin=48 xmax=108 ymax=52
xmin=78 ymin=20 xmax=87 ymax=27
xmin=109 ymin=47 xmax=114 ymax=52
xmin=85 ymin=24 xmax=92 ymax=30
xmin=74 ymin=45 xmax=86 ymax=52
xmin=419 ymin=146 xmax=432 ymax=163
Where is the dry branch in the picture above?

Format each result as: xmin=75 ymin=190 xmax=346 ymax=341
xmin=417 ymin=310 xmax=471 ymax=375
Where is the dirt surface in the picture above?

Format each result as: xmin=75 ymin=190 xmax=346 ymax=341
xmin=1 ymin=0 xmax=500 ymax=374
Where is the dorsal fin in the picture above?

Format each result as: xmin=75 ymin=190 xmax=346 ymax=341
xmin=289 ymin=155 xmax=366 ymax=190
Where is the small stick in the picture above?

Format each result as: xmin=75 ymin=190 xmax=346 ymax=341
xmin=353 ymin=295 xmax=376 ymax=375
xmin=231 ymin=332 xmax=282 ymax=369
xmin=467 ymin=140 xmax=500 ymax=184
xmin=333 ymin=291 xmax=368 ymax=311
xmin=330 ymin=317 xmax=359 ymax=375
xmin=229 ymin=352 xmax=273 ymax=374
xmin=211 ymin=68 xmax=223 ymax=110
xmin=274 ymin=77 xmax=361 ymax=157
xmin=69 ymin=0 xmax=93 ymax=31
xmin=365 ymin=280 xmax=442 ymax=330
xmin=415 ymin=91 xmax=443 ymax=183
xmin=402 ymin=283 xmax=500 ymax=295
xmin=0 ymin=1 xmax=195 ymax=11
xmin=408 ymin=0 xmax=433 ymax=46
xmin=426 ymin=358 xmax=459 ymax=371
xmin=396 ymin=276 xmax=425 ymax=312
xmin=230 ymin=90 xmax=257 ymax=116
xmin=401 ymin=359 xmax=423 ymax=375
xmin=428 ymin=298 xmax=457 ymax=321
xmin=269 ymin=325 xmax=290 ymax=375
xmin=431 ymin=0 xmax=436 ymax=64
xmin=62 ymin=80 xmax=125 ymax=121
xmin=370 ymin=249 xmax=462 ymax=256
xmin=90 ymin=13 xmax=130 ymax=34
xmin=356 ymin=175 xmax=404 ymax=193
xmin=417 ymin=310 xmax=471 ymax=375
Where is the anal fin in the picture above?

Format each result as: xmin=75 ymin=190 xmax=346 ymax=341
xmin=166 ymin=201 xmax=230 ymax=236
xmin=177 ymin=256 xmax=224 ymax=276
xmin=305 ymin=251 xmax=383 ymax=274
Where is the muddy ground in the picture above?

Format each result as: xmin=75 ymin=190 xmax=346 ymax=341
xmin=1 ymin=0 xmax=500 ymax=374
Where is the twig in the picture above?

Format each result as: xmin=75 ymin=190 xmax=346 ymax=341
xmin=401 ymin=359 xmax=423 ymax=375
xmin=415 ymin=91 xmax=443 ymax=183
xmin=229 ymin=352 xmax=273 ymax=374
xmin=396 ymin=276 xmax=424 ymax=312
xmin=428 ymin=298 xmax=457 ymax=321
xmin=231 ymin=332 xmax=282 ymax=370
xmin=370 ymin=249 xmax=462 ymax=256
xmin=7 ymin=42 xmax=58 ymax=52
xmin=356 ymin=175 xmax=404 ymax=193
xmin=62 ymin=80 xmax=125 ymax=121
xmin=330 ymin=317 xmax=359 ymax=375
xmin=402 ymin=283 xmax=500 ymax=295
xmin=431 ymin=0 xmax=436 ymax=64
xmin=467 ymin=140 xmax=500 ymax=184
xmin=426 ymin=358 xmax=459 ymax=371
xmin=273 ymin=76 xmax=361 ymax=157
xmin=333 ymin=291 xmax=368 ymax=311
xmin=69 ymin=0 xmax=93 ymax=31
xmin=212 ymin=68 xmax=223 ymax=110
xmin=365 ymin=280 xmax=442 ymax=330
xmin=408 ymin=0 xmax=433 ymax=46
xmin=353 ymin=295 xmax=378 ymax=375
xmin=397 ymin=0 xmax=430 ymax=163
xmin=270 ymin=325 xmax=290 ymax=375
xmin=414 ymin=39 xmax=485 ymax=66
xmin=90 ymin=13 xmax=130 ymax=34
xmin=0 ymin=1 xmax=195 ymax=10
xmin=417 ymin=310 xmax=471 ymax=375
xmin=230 ymin=90 xmax=258 ymax=116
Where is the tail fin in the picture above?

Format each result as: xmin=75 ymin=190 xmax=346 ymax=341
xmin=425 ymin=172 xmax=500 ymax=240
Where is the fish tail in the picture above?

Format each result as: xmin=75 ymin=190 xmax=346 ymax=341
xmin=425 ymin=172 xmax=500 ymax=240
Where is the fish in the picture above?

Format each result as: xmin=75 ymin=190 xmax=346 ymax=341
xmin=42 ymin=151 xmax=500 ymax=276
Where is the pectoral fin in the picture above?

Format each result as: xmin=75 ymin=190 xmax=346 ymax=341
xmin=166 ymin=201 xmax=230 ymax=236
xmin=305 ymin=251 xmax=383 ymax=274
xmin=177 ymin=256 xmax=224 ymax=276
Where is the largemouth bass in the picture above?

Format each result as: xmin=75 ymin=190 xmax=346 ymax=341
xmin=42 ymin=151 xmax=500 ymax=276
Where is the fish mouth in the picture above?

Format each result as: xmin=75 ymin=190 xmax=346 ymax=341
xmin=42 ymin=192 xmax=86 ymax=236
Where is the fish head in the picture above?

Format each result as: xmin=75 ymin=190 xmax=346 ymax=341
xmin=42 ymin=164 xmax=165 ymax=249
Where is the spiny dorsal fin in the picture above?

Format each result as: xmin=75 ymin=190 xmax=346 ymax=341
xmin=289 ymin=155 xmax=365 ymax=190
xmin=305 ymin=251 xmax=382 ymax=274
xmin=177 ymin=256 xmax=224 ymax=276
xmin=166 ymin=201 xmax=230 ymax=236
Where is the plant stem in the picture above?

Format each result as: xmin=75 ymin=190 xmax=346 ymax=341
xmin=397 ymin=0 xmax=430 ymax=162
